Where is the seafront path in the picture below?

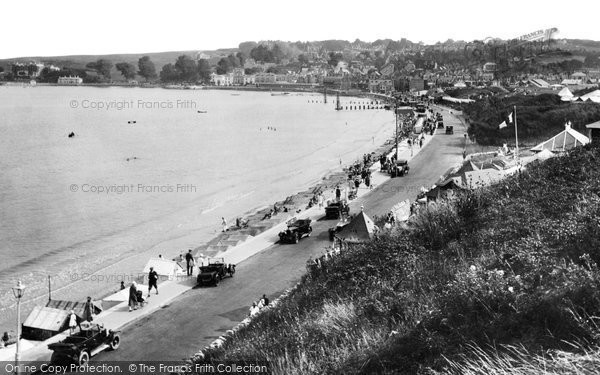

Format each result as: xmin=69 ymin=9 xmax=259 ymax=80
xmin=94 ymin=106 xmax=466 ymax=362
xmin=6 ymin=106 xmax=466 ymax=365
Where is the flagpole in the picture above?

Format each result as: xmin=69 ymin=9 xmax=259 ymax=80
xmin=514 ymin=105 xmax=519 ymax=160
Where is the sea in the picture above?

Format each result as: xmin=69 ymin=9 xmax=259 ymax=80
xmin=0 ymin=85 xmax=394 ymax=333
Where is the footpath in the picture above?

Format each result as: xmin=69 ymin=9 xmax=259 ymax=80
xmin=1 ymin=122 xmax=438 ymax=365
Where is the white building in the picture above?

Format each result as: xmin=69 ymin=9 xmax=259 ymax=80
xmin=57 ymin=76 xmax=83 ymax=85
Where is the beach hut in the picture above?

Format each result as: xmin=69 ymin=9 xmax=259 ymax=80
xmin=22 ymin=299 xmax=102 ymax=340
xmin=530 ymin=123 xmax=589 ymax=153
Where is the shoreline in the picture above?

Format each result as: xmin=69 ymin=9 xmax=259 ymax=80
xmin=2 ymin=81 xmax=394 ymax=101
xmin=0 ymin=102 xmax=397 ymax=335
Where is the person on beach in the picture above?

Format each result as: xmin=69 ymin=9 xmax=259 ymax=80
xmin=249 ymin=302 xmax=260 ymax=317
xmin=185 ymin=249 xmax=194 ymax=276
xmin=83 ymin=296 xmax=94 ymax=322
xmin=148 ymin=266 xmax=159 ymax=296
xmin=69 ymin=310 xmax=78 ymax=334
xmin=221 ymin=217 xmax=228 ymax=232
xmin=129 ymin=282 xmax=138 ymax=312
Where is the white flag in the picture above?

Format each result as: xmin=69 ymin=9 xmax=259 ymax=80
xmin=499 ymin=121 xmax=507 ymax=129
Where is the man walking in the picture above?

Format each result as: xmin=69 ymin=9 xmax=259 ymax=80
xmin=185 ymin=249 xmax=194 ymax=276
xmin=82 ymin=296 xmax=94 ymax=322
xmin=148 ymin=266 xmax=159 ymax=296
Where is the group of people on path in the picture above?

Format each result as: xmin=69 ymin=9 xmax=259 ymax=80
xmin=249 ymin=294 xmax=270 ymax=317
xmin=68 ymin=296 xmax=95 ymax=334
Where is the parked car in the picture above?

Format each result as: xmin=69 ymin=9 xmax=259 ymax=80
xmin=48 ymin=323 xmax=120 ymax=366
xmin=437 ymin=120 xmax=444 ymax=128
xmin=325 ymin=201 xmax=350 ymax=220
xmin=445 ymin=125 xmax=454 ymax=134
xmin=390 ymin=159 xmax=410 ymax=177
xmin=279 ymin=218 xmax=312 ymax=244
xmin=197 ymin=257 xmax=235 ymax=286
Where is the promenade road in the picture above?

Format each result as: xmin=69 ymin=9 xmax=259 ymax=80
xmin=95 ymin=107 xmax=467 ymax=363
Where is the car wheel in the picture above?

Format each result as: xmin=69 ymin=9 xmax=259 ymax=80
xmin=110 ymin=333 xmax=121 ymax=350
xmin=78 ymin=351 xmax=90 ymax=366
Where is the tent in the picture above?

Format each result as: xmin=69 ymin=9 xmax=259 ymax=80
xmin=335 ymin=210 xmax=376 ymax=244
xmin=531 ymin=124 xmax=589 ymax=153
xmin=557 ymin=87 xmax=573 ymax=98
xmin=143 ymin=257 xmax=184 ymax=277
xmin=580 ymin=89 xmax=600 ymax=103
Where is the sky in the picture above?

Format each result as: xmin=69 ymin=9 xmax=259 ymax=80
xmin=1 ymin=0 xmax=599 ymax=59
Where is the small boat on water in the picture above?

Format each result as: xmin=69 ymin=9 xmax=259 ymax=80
xmin=197 ymin=110 xmax=208 ymax=113
xmin=271 ymin=92 xmax=290 ymax=96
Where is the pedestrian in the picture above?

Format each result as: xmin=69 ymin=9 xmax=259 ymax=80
xmin=82 ymin=296 xmax=94 ymax=322
xmin=365 ymin=175 xmax=371 ymax=188
xmin=120 ymin=281 xmax=125 ymax=290
xmin=335 ymin=186 xmax=341 ymax=201
xmin=249 ymin=302 xmax=260 ymax=317
xmin=185 ymin=249 xmax=194 ymax=276
xmin=148 ymin=266 xmax=159 ymax=296
xmin=318 ymin=193 xmax=324 ymax=209
xmin=68 ymin=310 xmax=78 ymax=334
xmin=419 ymin=138 xmax=423 ymax=148
xmin=221 ymin=217 xmax=228 ymax=232
xmin=128 ymin=282 xmax=138 ymax=312
xmin=354 ymin=178 xmax=360 ymax=189
xmin=261 ymin=294 xmax=269 ymax=306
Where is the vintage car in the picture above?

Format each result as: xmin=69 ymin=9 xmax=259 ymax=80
xmin=279 ymin=218 xmax=312 ymax=244
xmin=197 ymin=257 xmax=235 ymax=286
xmin=325 ymin=201 xmax=350 ymax=220
xmin=445 ymin=125 xmax=454 ymax=135
xmin=390 ymin=159 xmax=410 ymax=177
xmin=48 ymin=323 xmax=120 ymax=366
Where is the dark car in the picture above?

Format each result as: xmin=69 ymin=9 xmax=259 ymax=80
xmin=325 ymin=201 xmax=350 ymax=220
xmin=279 ymin=218 xmax=312 ymax=244
xmin=437 ymin=120 xmax=444 ymax=128
xmin=197 ymin=257 xmax=235 ymax=286
xmin=445 ymin=125 xmax=454 ymax=134
xmin=390 ymin=159 xmax=410 ymax=177
xmin=48 ymin=323 xmax=120 ymax=366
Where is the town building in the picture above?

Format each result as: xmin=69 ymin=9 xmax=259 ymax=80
xmin=57 ymin=76 xmax=83 ymax=85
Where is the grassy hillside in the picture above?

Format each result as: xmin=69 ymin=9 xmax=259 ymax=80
xmin=463 ymin=94 xmax=600 ymax=146
xmin=195 ymin=143 xmax=600 ymax=374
